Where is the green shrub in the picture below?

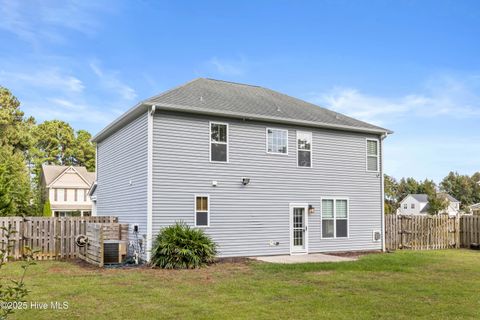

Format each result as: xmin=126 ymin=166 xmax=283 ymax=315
xmin=151 ymin=222 xmax=217 ymax=269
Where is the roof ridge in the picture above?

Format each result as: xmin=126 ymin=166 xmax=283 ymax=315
xmin=204 ymin=78 xmax=262 ymax=88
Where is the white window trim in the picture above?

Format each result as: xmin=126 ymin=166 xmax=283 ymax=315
xmin=320 ymin=197 xmax=350 ymax=239
xmin=366 ymin=138 xmax=380 ymax=172
xmin=194 ymin=194 xmax=210 ymax=227
xmin=296 ymin=131 xmax=312 ymax=168
xmin=266 ymin=127 xmax=289 ymax=155
xmin=209 ymin=121 xmax=229 ymax=163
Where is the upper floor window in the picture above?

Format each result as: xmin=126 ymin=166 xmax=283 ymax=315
xmin=210 ymin=122 xmax=228 ymax=162
xmin=84 ymin=189 xmax=87 ymax=202
xmin=195 ymin=195 xmax=209 ymax=227
xmin=411 ymin=203 xmax=415 ymax=209
xmin=297 ymin=131 xmax=312 ymax=167
xmin=403 ymin=203 xmax=408 ymax=209
xmin=266 ymin=128 xmax=288 ymax=154
xmin=366 ymin=139 xmax=379 ymax=172
xmin=64 ymin=189 xmax=68 ymax=201
xmin=54 ymin=189 xmax=58 ymax=202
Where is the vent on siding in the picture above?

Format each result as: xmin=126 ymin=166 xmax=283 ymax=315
xmin=372 ymin=230 xmax=381 ymax=242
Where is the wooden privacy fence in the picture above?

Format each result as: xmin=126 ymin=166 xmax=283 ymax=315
xmin=0 ymin=216 xmax=117 ymax=260
xmin=386 ymin=215 xmax=480 ymax=251
xmin=385 ymin=215 xmax=460 ymax=250
xmin=460 ymin=215 xmax=480 ymax=248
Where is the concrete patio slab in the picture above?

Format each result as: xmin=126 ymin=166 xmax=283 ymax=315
xmin=251 ymin=253 xmax=357 ymax=264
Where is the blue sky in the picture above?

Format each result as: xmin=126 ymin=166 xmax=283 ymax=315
xmin=0 ymin=0 xmax=479 ymax=182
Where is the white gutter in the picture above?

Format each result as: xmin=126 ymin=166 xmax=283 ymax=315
xmin=146 ymin=105 xmax=156 ymax=262
xmin=92 ymin=102 xmax=393 ymax=143
xmin=380 ymin=133 xmax=387 ymax=252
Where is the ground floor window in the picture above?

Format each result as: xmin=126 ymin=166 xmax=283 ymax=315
xmin=54 ymin=211 xmax=82 ymax=217
xmin=195 ymin=195 xmax=209 ymax=227
xmin=321 ymin=198 xmax=348 ymax=238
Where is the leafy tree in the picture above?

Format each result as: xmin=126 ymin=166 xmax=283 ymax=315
xmin=32 ymin=120 xmax=76 ymax=166
xmin=43 ymin=200 xmax=52 ymax=217
xmin=440 ymin=172 xmax=476 ymax=209
xmin=384 ymin=174 xmax=398 ymax=214
xmin=0 ymin=146 xmax=33 ymax=216
xmin=73 ymin=130 xmax=96 ymax=171
xmin=0 ymin=87 xmax=35 ymax=154
xmin=427 ymin=192 xmax=449 ymax=215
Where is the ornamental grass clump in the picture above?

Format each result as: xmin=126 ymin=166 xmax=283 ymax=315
xmin=151 ymin=222 xmax=217 ymax=269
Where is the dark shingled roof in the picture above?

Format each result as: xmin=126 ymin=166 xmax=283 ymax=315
xmin=93 ymin=78 xmax=392 ymax=142
xmin=146 ymin=78 xmax=390 ymax=134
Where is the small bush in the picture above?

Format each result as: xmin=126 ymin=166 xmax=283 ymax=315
xmin=151 ymin=222 xmax=217 ymax=269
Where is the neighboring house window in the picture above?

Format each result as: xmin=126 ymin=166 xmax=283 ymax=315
xmin=267 ymin=128 xmax=288 ymax=154
xmin=321 ymin=198 xmax=348 ymax=238
xmin=210 ymin=122 xmax=228 ymax=162
xmin=411 ymin=203 xmax=415 ymax=209
xmin=297 ymin=131 xmax=312 ymax=167
xmin=366 ymin=139 xmax=379 ymax=172
xmin=64 ymin=189 xmax=68 ymax=201
xmin=403 ymin=203 xmax=407 ymax=209
xmin=54 ymin=189 xmax=58 ymax=202
xmin=74 ymin=189 xmax=78 ymax=202
xmin=195 ymin=195 xmax=209 ymax=227
xmin=84 ymin=189 xmax=87 ymax=202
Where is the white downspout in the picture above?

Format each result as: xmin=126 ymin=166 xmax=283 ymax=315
xmin=146 ymin=105 xmax=156 ymax=262
xmin=380 ymin=133 xmax=387 ymax=252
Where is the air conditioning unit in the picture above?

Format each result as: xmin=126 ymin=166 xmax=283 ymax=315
xmin=103 ymin=240 xmax=127 ymax=264
xmin=372 ymin=230 xmax=382 ymax=242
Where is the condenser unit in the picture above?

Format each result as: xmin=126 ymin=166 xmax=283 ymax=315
xmin=103 ymin=240 xmax=127 ymax=264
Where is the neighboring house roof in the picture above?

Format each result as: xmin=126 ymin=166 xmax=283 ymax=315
xmin=470 ymin=203 xmax=480 ymax=209
xmin=438 ymin=192 xmax=460 ymax=203
xmin=408 ymin=194 xmax=429 ymax=203
xmin=92 ymin=78 xmax=392 ymax=143
xmin=41 ymin=164 xmax=95 ymax=187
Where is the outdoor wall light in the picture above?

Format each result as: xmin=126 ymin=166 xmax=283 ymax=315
xmin=242 ymin=177 xmax=250 ymax=185
xmin=308 ymin=205 xmax=315 ymax=214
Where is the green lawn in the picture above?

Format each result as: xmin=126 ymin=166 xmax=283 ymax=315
xmin=3 ymin=250 xmax=480 ymax=319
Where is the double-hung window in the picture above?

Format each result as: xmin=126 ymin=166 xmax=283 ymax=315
xmin=266 ymin=128 xmax=288 ymax=154
xmin=210 ymin=122 xmax=228 ymax=162
xmin=195 ymin=195 xmax=209 ymax=227
xmin=297 ymin=131 xmax=312 ymax=167
xmin=366 ymin=139 xmax=379 ymax=172
xmin=321 ymin=198 xmax=349 ymax=238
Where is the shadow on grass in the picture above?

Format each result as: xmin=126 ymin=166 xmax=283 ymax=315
xmin=252 ymin=250 xmax=443 ymax=274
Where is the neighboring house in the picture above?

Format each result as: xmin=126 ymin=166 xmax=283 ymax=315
xmin=40 ymin=164 xmax=96 ymax=217
xmin=92 ymin=78 xmax=392 ymax=259
xmin=470 ymin=203 xmax=480 ymax=215
xmin=397 ymin=193 xmax=461 ymax=216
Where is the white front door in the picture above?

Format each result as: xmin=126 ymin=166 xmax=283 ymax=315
xmin=290 ymin=204 xmax=308 ymax=254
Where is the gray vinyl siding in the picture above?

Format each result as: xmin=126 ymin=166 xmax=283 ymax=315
xmin=152 ymin=111 xmax=383 ymax=257
xmin=96 ymin=113 xmax=148 ymax=243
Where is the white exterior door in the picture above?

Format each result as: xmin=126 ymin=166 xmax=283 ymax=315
xmin=290 ymin=204 xmax=308 ymax=254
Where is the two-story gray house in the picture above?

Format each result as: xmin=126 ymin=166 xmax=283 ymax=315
xmin=92 ymin=78 xmax=392 ymax=260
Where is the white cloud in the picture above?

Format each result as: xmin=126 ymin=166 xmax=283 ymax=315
xmin=309 ymin=74 xmax=480 ymax=126
xmin=89 ymin=61 xmax=137 ymax=100
xmin=0 ymin=0 xmax=113 ymax=45
xmin=0 ymin=69 xmax=84 ymax=93
xmin=23 ymin=97 xmax=122 ymax=128
xmin=207 ymin=56 xmax=248 ymax=76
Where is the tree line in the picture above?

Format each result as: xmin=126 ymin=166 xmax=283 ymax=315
xmin=0 ymin=86 xmax=96 ymax=216
xmin=384 ymin=173 xmax=480 ymax=214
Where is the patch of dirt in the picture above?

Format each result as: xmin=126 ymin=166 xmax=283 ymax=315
xmin=325 ymin=250 xmax=382 ymax=258
xmin=308 ymin=270 xmax=335 ymax=276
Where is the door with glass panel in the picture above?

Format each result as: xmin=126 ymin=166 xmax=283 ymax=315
xmin=290 ymin=204 xmax=308 ymax=253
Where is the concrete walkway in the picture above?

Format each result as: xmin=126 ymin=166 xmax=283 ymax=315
xmin=251 ymin=253 xmax=357 ymax=264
